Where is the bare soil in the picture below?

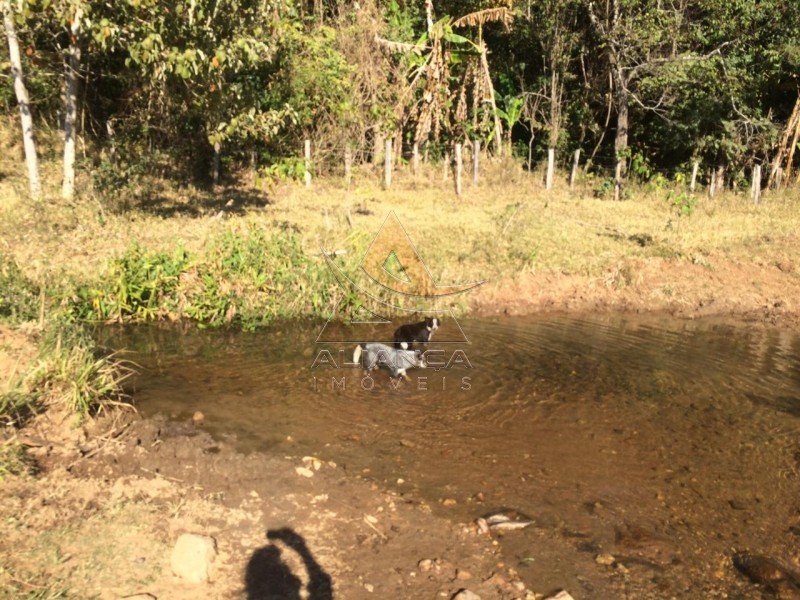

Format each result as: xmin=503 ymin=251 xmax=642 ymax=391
xmin=2 ymin=257 xmax=800 ymax=600
xmin=472 ymin=254 xmax=800 ymax=329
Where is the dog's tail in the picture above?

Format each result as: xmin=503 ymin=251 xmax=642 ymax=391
xmin=353 ymin=344 xmax=363 ymax=366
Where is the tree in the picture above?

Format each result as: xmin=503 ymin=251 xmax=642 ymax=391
xmin=2 ymin=0 xmax=41 ymax=199
xmin=62 ymin=2 xmax=83 ymax=199
xmin=522 ymin=0 xmax=581 ymax=188
xmin=586 ymin=0 xmax=707 ymax=198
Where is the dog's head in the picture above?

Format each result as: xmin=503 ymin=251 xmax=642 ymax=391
xmin=425 ymin=317 xmax=440 ymax=331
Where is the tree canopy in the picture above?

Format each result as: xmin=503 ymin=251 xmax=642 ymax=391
xmin=2 ymin=0 xmax=798 ymax=193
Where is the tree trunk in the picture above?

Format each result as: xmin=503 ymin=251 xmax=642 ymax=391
xmin=479 ymin=41 xmax=503 ymax=158
xmin=372 ymin=127 xmax=384 ymax=168
xmin=3 ymin=0 xmax=41 ymax=199
xmin=614 ymin=87 xmax=629 ymax=180
xmin=62 ymin=7 xmax=83 ymax=200
xmin=383 ymin=138 xmax=392 ymax=189
xmin=613 ymin=84 xmax=629 ymax=201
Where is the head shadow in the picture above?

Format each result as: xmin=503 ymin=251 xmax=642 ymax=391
xmin=245 ymin=527 xmax=333 ymax=600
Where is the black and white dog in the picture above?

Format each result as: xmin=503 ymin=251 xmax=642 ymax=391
xmin=393 ymin=317 xmax=439 ymax=351
xmin=353 ymin=342 xmax=426 ymax=380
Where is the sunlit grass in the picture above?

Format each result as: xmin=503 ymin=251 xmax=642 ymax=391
xmin=1 ymin=146 xmax=798 ymax=324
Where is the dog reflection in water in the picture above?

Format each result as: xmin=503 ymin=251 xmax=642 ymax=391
xmin=353 ymin=342 xmax=426 ymax=380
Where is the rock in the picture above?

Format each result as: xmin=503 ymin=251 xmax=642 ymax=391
xmin=170 ymin=533 xmax=216 ymax=583
xmin=483 ymin=509 xmax=533 ymax=532
xmin=295 ymin=466 xmax=314 ymax=478
xmin=595 ymin=553 xmax=616 ymax=566
xmin=451 ymin=590 xmax=481 ymax=600
xmin=122 ymin=595 xmax=157 ymax=600
xmin=191 ymin=411 xmax=204 ymax=424
xmin=475 ymin=518 xmax=490 ymax=534
xmin=455 ymin=568 xmax=472 ymax=580
xmin=544 ymin=591 xmax=575 ymax=600
xmin=732 ymin=552 xmax=800 ymax=596
xmin=418 ymin=558 xmax=433 ymax=572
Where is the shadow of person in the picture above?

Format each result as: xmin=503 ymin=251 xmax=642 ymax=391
xmin=245 ymin=527 xmax=333 ymax=600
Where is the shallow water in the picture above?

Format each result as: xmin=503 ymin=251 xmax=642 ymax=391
xmin=102 ymin=315 xmax=800 ymax=596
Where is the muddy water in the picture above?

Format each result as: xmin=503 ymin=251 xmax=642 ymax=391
xmin=103 ymin=316 xmax=800 ymax=597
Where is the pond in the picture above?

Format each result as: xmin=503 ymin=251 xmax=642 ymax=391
xmin=101 ymin=315 xmax=800 ymax=596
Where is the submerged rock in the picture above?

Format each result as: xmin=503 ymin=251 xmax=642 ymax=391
xmin=451 ymin=589 xmax=481 ymax=600
xmin=477 ymin=509 xmax=534 ymax=532
xmin=544 ymin=591 xmax=575 ymax=600
xmin=732 ymin=552 xmax=800 ymax=597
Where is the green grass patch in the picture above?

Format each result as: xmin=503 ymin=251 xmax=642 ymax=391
xmin=27 ymin=318 xmax=134 ymax=417
xmin=0 ymin=254 xmax=40 ymax=324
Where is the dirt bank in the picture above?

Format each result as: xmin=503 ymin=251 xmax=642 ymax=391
xmin=2 ymin=260 xmax=799 ymax=599
xmin=473 ymin=255 xmax=800 ymax=329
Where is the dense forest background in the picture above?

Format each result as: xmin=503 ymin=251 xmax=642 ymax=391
xmin=2 ymin=0 xmax=799 ymax=199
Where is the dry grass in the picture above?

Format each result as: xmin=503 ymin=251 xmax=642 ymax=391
xmin=1 ymin=131 xmax=798 ymax=307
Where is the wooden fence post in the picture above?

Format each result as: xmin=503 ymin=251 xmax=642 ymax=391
xmin=569 ymin=149 xmax=580 ymax=189
xmin=304 ymin=139 xmax=311 ymax=187
xmin=690 ymin=161 xmax=699 ymax=193
xmin=213 ymin=141 xmax=221 ymax=187
xmin=454 ymin=143 xmax=463 ymax=196
xmin=714 ymin=164 xmax=725 ymax=194
xmin=412 ymin=143 xmax=419 ymax=177
xmin=751 ymin=164 xmax=762 ymax=204
xmin=472 ymin=139 xmax=480 ymax=186
xmin=545 ymin=148 xmax=555 ymax=190
xmin=344 ymin=144 xmax=352 ymax=187
xmin=384 ymin=138 xmax=392 ymax=188
xmin=708 ymin=170 xmax=716 ymax=198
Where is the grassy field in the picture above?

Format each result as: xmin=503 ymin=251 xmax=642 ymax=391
xmin=2 ymin=151 xmax=799 ymax=327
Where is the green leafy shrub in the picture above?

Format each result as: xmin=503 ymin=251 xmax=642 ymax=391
xmin=667 ymin=190 xmax=698 ymax=217
xmin=72 ymin=244 xmax=189 ymax=323
xmin=183 ymin=224 xmax=336 ymax=329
